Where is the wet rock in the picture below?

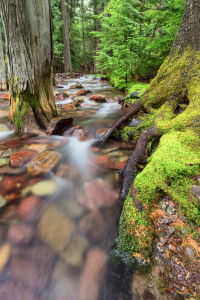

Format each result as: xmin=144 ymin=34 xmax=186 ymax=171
xmin=9 ymin=150 xmax=37 ymax=168
xmin=168 ymin=242 xmax=178 ymax=254
xmin=62 ymin=104 xmax=77 ymax=111
xmin=55 ymin=93 xmax=69 ymax=101
xmin=117 ymin=159 xmax=127 ymax=170
xmin=0 ymin=196 xmax=6 ymax=208
xmin=8 ymin=224 xmax=34 ymax=245
xmin=28 ymin=144 xmax=48 ymax=153
xmin=95 ymin=128 xmax=109 ymax=139
xmin=73 ymin=128 xmax=87 ymax=141
xmin=5 ymin=190 xmax=21 ymax=202
xmin=31 ymin=180 xmax=57 ymax=196
xmin=0 ymin=243 xmax=11 ymax=275
xmin=38 ymin=206 xmax=75 ymax=252
xmin=80 ymin=179 xmax=118 ymax=211
xmin=10 ymin=255 xmax=51 ymax=293
xmin=62 ymin=233 xmax=89 ymax=267
xmin=27 ymin=150 xmax=62 ymax=176
xmin=165 ymin=249 xmax=172 ymax=260
xmin=18 ymin=195 xmax=45 ymax=221
xmin=78 ymin=211 xmax=107 ymax=242
xmin=79 ymin=248 xmax=108 ymax=300
xmin=0 ymin=282 xmax=38 ymax=300
xmin=130 ymin=92 xmax=141 ymax=99
xmin=70 ymin=83 xmax=84 ymax=89
xmin=46 ymin=116 xmax=73 ymax=135
xmin=76 ymin=89 xmax=88 ymax=96
xmin=89 ymin=95 xmax=107 ymax=103
xmin=192 ymin=185 xmax=200 ymax=205
xmin=91 ymin=155 xmax=115 ymax=169
xmin=0 ymin=165 xmax=26 ymax=175
xmin=0 ymin=149 xmax=12 ymax=157
xmin=0 ymin=157 xmax=9 ymax=167
xmin=0 ymin=175 xmax=26 ymax=196
xmin=128 ymin=118 xmax=142 ymax=127
xmin=73 ymin=96 xmax=85 ymax=105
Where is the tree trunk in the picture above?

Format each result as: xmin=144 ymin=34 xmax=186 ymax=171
xmin=61 ymin=0 xmax=72 ymax=73
xmin=81 ymin=0 xmax=87 ymax=72
xmin=0 ymin=0 xmax=57 ymax=133
xmin=116 ymin=0 xmax=200 ymax=260
xmin=0 ymin=26 xmax=7 ymax=91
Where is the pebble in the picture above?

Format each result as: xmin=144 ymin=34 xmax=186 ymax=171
xmin=31 ymin=180 xmax=57 ymax=196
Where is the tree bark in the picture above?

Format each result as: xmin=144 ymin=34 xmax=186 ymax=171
xmin=61 ymin=0 xmax=72 ymax=73
xmin=81 ymin=0 xmax=87 ymax=72
xmin=0 ymin=26 xmax=6 ymax=91
xmin=0 ymin=0 xmax=57 ymax=132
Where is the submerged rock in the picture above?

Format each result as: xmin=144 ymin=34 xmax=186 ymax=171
xmin=0 ymin=282 xmax=38 ymax=300
xmin=17 ymin=195 xmax=45 ymax=222
xmin=31 ymin=180 xmax=57 ymax=196
xmin=27 ymin=150 xmax=62 ymax=176
xmin=9 ymin=150 xmax=37 ymax=168
xmin=0 ymin=243 xmax=11 ymax=276
xmin=8 ymin=224 xmax=34 ymax=245
xmin=46 ymin=116 xmax=73 ymax=135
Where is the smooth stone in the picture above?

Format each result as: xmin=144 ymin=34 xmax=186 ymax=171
xmin=79 ymin=248 xmax=108 ymax=300
xmin=89 ymin=95 xmax=107 ymax=103
xmin=0 ymin=282 xmax=38 ymax=300
xmin=46 ymin=116 xmax=73 ymax=135
xmin=17 ymin=195 xmax=44 ymax=221
xmin=0 ymin=175 xmax=26 ymax=196
xmin=130 ymin=92 xmax=141 ymax=99
xmin=9 ymin=150 xmax=37 ymax=168
xmin=31 ymin=180 xmax=57 ymax=196
xmin=28 ymin=150 xmax=62 ymax=176
xmin=8 ymin=224 xmax=34 ymax=245
xmin=28 ymin=143 xmax=48 ymax=153
xmin=0 ymin=196 xmax=6 ymax=208
xmin=0 ymin=124 xmax=9 ymax=132
xmin=62 ymin=233 xmax=89 ymax=267
xmin=0 ymin=158 xmax=9 ymax=167
xmin=0 ymin=243 xmax=11 ymax=275
xmin=128 ymin=118 xmax=142 ymax=127
xmin=38 ymin=206 xmax=75 ymax=252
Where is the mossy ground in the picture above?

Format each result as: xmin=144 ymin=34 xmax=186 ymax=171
xmin=117 ymin=48 xmax=200 ymax=261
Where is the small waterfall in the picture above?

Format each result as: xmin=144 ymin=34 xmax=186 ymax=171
xmin=0 ymin=130 xmax=14 ymax=140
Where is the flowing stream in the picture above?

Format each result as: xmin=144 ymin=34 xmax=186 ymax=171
xmin=0 ymin=76 xmax=142 ymax=300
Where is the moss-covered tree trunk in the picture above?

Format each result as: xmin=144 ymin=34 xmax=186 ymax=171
xmin=109 ymin=0 xmax=200 ymax=260
xmin=61 ymin=0 xmax=72 ymax=73
xmin=0 ymin=26 xmax=7 ymax=91
xmin=0 ymin=0 xmax=57 ymax=132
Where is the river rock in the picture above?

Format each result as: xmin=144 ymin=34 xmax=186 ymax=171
xmin=55 ymin=93 xmax=69 ymax=101
xmin=31 ymin=180 xmax=57 ymax=196
xmin=70 ymin=83 xmax=84 ymax=89
xmin=47 ymin=116 xmax=73 ymax=135
xmin=80 ymin=179 xmax=118 ymax=211
xmin=79 ymin=248 xmax=108 ymax=300
xmin=0 ymin=196 xmax=6 ymax=208
xmin=18 ymin=195 xmax=44 ymax=221
xmin=62 ymin=233 xmax=89 ymax=267
xmin=0 ymin=157 xmax=9 ymax=167
xmin=0 ymin=243 xmax=11 ymax=275
xmin=38 ymin=206 xmax=75 ymax=252
xmin=89 ymin=95 xmax=107 ymax=103
xmin=130 ymin=92 xmax=141 ymax=99
xmin=62 ymin=104 xmax=77 ymax=111
xmin=73 ymin=96 xmax=85 ymax=103
xmin=5 ymin=190 xmax=21 ymax=202
xmin=78 ymin=211 xmax=107 ymax=242
xmin=73 ymin=128 xmax=87 ymax=141
xmin=8 ymin=224 xmax=34 ymax=245
xmin=168 ymin=242 xmax=178 ymax=254
xmin=95 ymin=128 xmax=109 ymax=139
xmin=0 ymin=282 xmax=38 ymax=300
xmin=76 ymin=89 xmax=88 ymax=96
xmin=128 ymin=118 xmax=142 ymax=127
xmin=28 ymin=143 xmax=48 ymax=153
xmin=0 ymin=175 xmax=26 ymax=196
xmin=9 ymin=150 xmax=37 ymax=168
xmin=165 ymin=249 xmax=172 ymax=260
xmin=27 ymin=150 xmax=62 ymax=176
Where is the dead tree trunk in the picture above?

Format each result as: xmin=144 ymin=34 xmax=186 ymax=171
xmin=0 ymin=0 xmax=57 ymax=133
xmin=0 ymin=26 xmax=6 ymax=91
xmin=61 ymin=0 xmax=72 ymax=73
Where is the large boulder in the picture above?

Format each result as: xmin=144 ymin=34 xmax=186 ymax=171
xmin=46 ymin=116 xmax=73 ymax=135
xmin=89 ymin=95 xmax=107 ymax=103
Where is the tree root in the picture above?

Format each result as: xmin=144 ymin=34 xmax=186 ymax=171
xmin=120 ymin=126 xmax=160 ymax=199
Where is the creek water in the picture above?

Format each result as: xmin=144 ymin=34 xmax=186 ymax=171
xmin=0 ymin=76 xmax=139 ymax=300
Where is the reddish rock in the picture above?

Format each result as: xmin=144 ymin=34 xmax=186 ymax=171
xmin=95 ymin=128 xmax=109 ymax=139
xmin=9 ymin=150 xmax=37 ymax=168
xmin=79 ymin=179 xmax=118 ymax=211
xmin=0 ymin=282 xmax=38 ymax=300
xmin=89 ymin=95 xmax=107 ymax=103
xmin=91 ymin=155 xmax=115 ymax=169
xmin=55 ymin=93 xmax=69 ymax=101
xmin=8 ymin=224 xmax=34 ymax=245
xmin=2 ymin=137 xmax=29 ymax=149
xmin=117 ymin=160 xmax=127 ymax=170
xmin=0 ymin=166 xmax=27 ymax=175
xmin=62 ymin=104 xmax=77 ymax=111
xmin=168 ymin=242 xmax=178 ymax=254
xmin=10 ymin=256 xmax=52 ymax=293
xmin=46 ymin=116 xmax=73 ymax=135
xmin=73 ymin=129 xmax=87 ymax=141
xmin=17 ymin=195 xmax=44 ymax=221
xmin=76 ymin=89 xmax=87 ymax=96
xmin=0 ymin=175 xmax=27 ymax=196
xmin=78 ymin=211 xmax=107 ymax=242
xmin=4 ymin=93 xmax=9 ymax=100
